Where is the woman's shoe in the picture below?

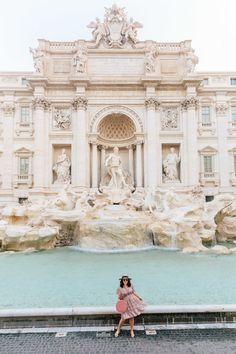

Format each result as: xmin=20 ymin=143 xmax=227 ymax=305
xmin=130 ymin=331 xmax=135 ymax=338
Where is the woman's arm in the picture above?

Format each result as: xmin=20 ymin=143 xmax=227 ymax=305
xmin=133 ymin=291 xmax=142 ymax=301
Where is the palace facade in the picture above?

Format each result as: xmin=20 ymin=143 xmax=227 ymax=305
xmin=0 ymin=5 xmax=236 ymax=203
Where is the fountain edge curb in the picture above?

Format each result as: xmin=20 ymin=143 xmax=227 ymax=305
xmin=0 ymin=304 xmax=236 ymax=318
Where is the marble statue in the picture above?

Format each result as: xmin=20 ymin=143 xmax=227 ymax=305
xmin=104 ymin=147 xmax=129 ymax=189
xmin=29 ymin=47 xmax=44 ymax=74
xmin=72 ymin=47 xmax=87 ymax=73
xmin=145 ymin=45 xmax=157 ymax=73
xmin=186 ymin=50 xmax=198 ymax=74
xmin=54 ymin=109 xmax=71 ymax=129
xmin=53 ymin=149 xmax=71 ymax=184
xmin=163 ymin=147 xmax=181 ymax=182
xmin=142 ymin=187 xmax=160 ymax=213
xmin=88 ymin=4 xmax=142 ymax=48
xmin=87 ymin=17 xmax=109 ymax=47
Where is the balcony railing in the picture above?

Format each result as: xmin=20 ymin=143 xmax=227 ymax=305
xmin=13 ymin=174 xmax=33 ymax=187
xmin=199 ymin=172 xmax=220 ymax=186
xmin=230 ymin=172 xmax=236 ymax=186
xmin=198 ymin=121 xmax=216 ymax=135
xmin=15 ymin=122 xmax=34 ymax=136
xmin=228 ymin=121 xmax=236 ymax=135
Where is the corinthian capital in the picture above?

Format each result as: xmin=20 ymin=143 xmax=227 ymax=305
xmin=2 ymin=103 xmax=15 ymax=115
xmin=216 ymin=103 xmax=228 ymax=116
xmin=32 ymin=97 xmax=51 ymax=110
xmin=72 ymin=96 xmax=88 ymax=110
xmin=181 ymin=97 xmax=199 ymax=110
xmin=145 ymin=97 xmax=160 ymax=110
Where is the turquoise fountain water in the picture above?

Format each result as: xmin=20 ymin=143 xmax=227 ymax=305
xmin=0 ymin=247 xmax=236 ymax=309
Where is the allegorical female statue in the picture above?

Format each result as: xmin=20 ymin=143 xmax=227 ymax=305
xmin=53 ymin=149 xmax=71 ymax=184
xmin=163 ymin=147 xmax=181 ymax=182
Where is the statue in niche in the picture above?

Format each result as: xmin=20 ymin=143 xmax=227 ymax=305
xmin=53 ymin=149 xmax=71 ymax=184
xmin=105 ymin=147 xmax=129 ymax=189
xmin=72 ymin=46 xmax=87 ymax=73
xmin=100 ymin=147 xmax=134 ymax=192
xmin=29 ymin=47 xmax=44 ymax=74
xmin=54 ymin=109 xmax=71 ymax=130
xmin=163 ymin=147 xmax=181 ymax=182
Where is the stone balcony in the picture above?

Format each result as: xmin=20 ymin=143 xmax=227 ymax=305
xmin=13 ymin=174 xmax=33 ymax=188
xmin=15 ymin=122 xmax=34 ymax=136
xmin=228 ymin=121 xmax=236 ymax=135
xmin=199 ymin=172 xmax=220 ymax=186
xmin=198 ymin=121 xmax=216 ymax=136
xmin=230 ymin=172 xmax=236 ymax=186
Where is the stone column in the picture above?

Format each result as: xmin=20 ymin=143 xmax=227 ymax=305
xmin=128 ymin=145 xmax=134 ymax=178
xmin=100 ymin=146 xmax=106 ymax=178
xmin=91 ymin=142 xmax=98 ymax=188
xmin=145 ymin=97 xmax=160 ymax=188
xmin=72 ymin=96 xmax=88 ymax=188
xmin=136 ymin=141 xmax=143 ymax=188
xmin=2 ymin=103 xmax=15 ymax=192
xmin=216 ymin=103 xmax=230 ymax=188
xmin=181 ymin=97 xmax=199 ymax=186
xmin=32 ymin=97 xmax=50 ymax=190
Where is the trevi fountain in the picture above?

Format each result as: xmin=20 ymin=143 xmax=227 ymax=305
xmin=0 ymin=4 xmax=236 ymax=309
xmin=0 ymin=146 xmax=235 ymax=255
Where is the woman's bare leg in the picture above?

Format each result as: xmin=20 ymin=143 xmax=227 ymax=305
xmin=129 ymin=317 xmax=135 ymax=337
xmin=115 ymin=318 xmax=125 ymax=337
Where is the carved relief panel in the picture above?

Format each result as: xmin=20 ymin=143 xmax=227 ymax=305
xmin=52 ymin=107 xmax=72 ymax=130
xmin=161 ymin=107 xmax=179 ymax=131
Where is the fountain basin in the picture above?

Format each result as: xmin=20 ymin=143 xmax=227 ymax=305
xmin=1 ymin=247 xmax=236 ymax=310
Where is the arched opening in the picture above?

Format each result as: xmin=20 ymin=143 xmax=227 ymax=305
xmin=97 ymin=113 xmax=136 ymax=142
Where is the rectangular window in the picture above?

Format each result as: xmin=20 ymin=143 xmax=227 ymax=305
xmin=231 ymin=106 xmax=236 ymax=123
xmin=230 ymin=78 xmax=236 ymax=85
xmin=204 ymin=155 xmax=213 ymax=173
xmin=19 ymin=157 xmax=29 ymax=176
xmin=203 ymin=78 xmax=209 ymax=85
xmin=20 ymin=107 xmax=30 ymax=125
xmin=21 ymin=78 xmax=27 ymax=85
xmin=201 ymin=106 xmax=211 ymax=125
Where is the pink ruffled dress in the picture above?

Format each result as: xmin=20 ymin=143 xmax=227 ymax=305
xmin=117 ymin=285 xmax=145 ymax=320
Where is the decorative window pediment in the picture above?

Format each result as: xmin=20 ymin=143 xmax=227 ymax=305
xmin=14 ymin=147 xmax=34 ymax=157
xmin=199 ymin=146 xmax=217 ymax=155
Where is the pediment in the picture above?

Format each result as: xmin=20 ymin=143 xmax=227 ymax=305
xmin=14 ymin=147 xmax=33 ymax=155
xmin=199 ymin=145 xmax=218 ymax=153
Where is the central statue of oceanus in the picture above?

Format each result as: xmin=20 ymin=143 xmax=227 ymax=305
xmin=99 ymin=147 xmax=134 ymax=202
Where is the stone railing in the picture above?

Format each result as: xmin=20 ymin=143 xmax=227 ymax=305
xmin=230 ymin=172 xmax=236 ymax=186
xmin=199 ymin=172 xmax=220 ymax=186
xmin=49 ymin=42 xmax=75 ymax=51
xmin=15 ymin=122 xmax=34 ymax=136
xmin=228 ymin=121 xmax=236 ymax=135
xmin=13 ymin=174 xmax=33 ymax=188
xmin=198 ymin=121 xmax=216 ymax=135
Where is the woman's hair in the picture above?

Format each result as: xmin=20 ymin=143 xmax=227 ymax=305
xmin=119 ymin=276 xmax=132 ymax=288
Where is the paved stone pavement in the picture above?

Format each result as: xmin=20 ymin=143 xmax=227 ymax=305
xmin=0 ymin=329 xmax=235 ymax=354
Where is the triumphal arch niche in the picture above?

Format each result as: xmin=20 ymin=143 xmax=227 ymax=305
xmin=89 ymin=106 xmax=144 ymax=191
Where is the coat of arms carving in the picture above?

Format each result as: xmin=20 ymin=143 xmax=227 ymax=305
xmin=87 ymin=4 xmax=142 ymax=48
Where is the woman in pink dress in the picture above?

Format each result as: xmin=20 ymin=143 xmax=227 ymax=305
xmin=115 ymin=275 xmax=145 ymax=338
